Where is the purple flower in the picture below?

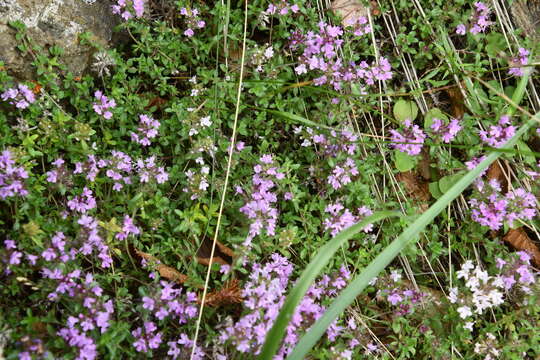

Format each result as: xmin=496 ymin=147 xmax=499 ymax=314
xmin=180 ymin=7 xmax=205 ymax=37
xmin=479 ymin=115 xmax=515 ymax=148
xmin=390 ymin=119 xmax=426 ymax=155
xmin=509 ymin=48 xmax=530 ymax=77
xmin=131 ymin=114 xmax=160 ymax=146
xmin=430 ymin=118 xmax=462 ymax=143
xmin=92 ymin=90 xmax=116 ymax=119
xmin=1 ymin=84 xmax=36 ymax=109
xmin=67 ymin=187 xmax=96 ymax=214
xmin=0 ymin=149 xmax=29 ymax=199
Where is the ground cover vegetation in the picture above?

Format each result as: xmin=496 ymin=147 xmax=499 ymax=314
xmin=1 ymin=0 xmax=540 ymax=359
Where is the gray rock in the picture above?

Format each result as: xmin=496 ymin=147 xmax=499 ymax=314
xmin=0 ymin=0 xmax=119 ymax=79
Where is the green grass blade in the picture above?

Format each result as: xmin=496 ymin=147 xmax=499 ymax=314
xmin=287 ymin=113 xmax=539 ymax=360
xmin=257 ymin=210 xmax=398 ymax=360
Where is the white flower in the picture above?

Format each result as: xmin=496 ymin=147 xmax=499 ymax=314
xmin=264 ymin=46 xmax=274 ymax=59
xmin=195 ymin=157 xmax=204 ymax=165
xmin=448 ymin=287 xmax=459 ymax=303
xmin=295 ymin=64 xmax=307 ymax=75
xmin=201 ymin=166 xmax=210 ymax=175
xmin=199 ymin=179 xmax=209 ymax=191
xmin=189 ymin=76 xmax=197 ymax=84
xmin=488 ymin=290 xmax=504 ymax=306
xmin=457 ymin=305 xmax=472 ymax=319
xmin=465 ymin=276 xmax=480 ymax=290
xmin=390 ymin=270 xmax=402 ymax=282
xmin=191 ymin=89 xmax=200 ymax=97
xmin=200 ymin=116 xmax=212 ymax=127
xmin=464 ymin=321 xmax=474 ymax=331
xmin=474 ymin=268 xmax=489 ymax=284
xmin=189 ymin=128 xmax=198 ymax=136
xmin=492 ymin=275 xmax=504 ymax=288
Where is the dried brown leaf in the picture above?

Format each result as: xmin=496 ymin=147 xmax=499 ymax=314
xmin=486 ymin=161 xmax=508 ymax=192
xmin=331 ymin=0 xmax=369 ymax=26
xmin=503 ymin=228 xmax=540 ymax=267
xmin=196 ymin=237 xmax=235 ymax=267
xmin=201 ymin=279 xmax=243 ymax=307
xmin=135 ymin=249 xmax=189 ymax=284
xmin=396 ymin=171 xmax=431 ymax=207
xmin=445 ymin=87 xmax=466 ymax=119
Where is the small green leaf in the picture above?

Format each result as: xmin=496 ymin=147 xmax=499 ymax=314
xmin=438 ymin=173 xmax=464 ymax=194
xmin=393 ymin=99 xmax=418 ymax=123
xmin=424 ymin=108 xmax=448 ymax=129
xmin=394 ymin=150 xmax=416 ymax=172
xmin=516 ymin=140 xmax=536 ymax=166
xmin=428 ymin=182 xmax=443 ymax=199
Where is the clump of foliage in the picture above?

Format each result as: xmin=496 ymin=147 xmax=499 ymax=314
xmin=1 ymin=0 xmax=539 ymax=359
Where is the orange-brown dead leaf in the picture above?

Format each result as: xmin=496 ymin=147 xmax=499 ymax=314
xmin=445 ymin=87 xmax=466 ymax=119
xmin=486 ymin=161 xmax=508 ymax=192
xmin=144 ymin=96 xmax=167 ymax=110
xmin=396 ymin=171 xmax=431 ymax=210
xmin=135 ymin=249 xmax=190 ymax=284
xmin=196 ymin=237 xmax=235 ymax=267
xmin=29 ymin=80 xmax=42 ymax=94
xmin=503 ymin=228 xmax=540 ymax=267
xmin=201 ymin=279 xmax=243 ymax=307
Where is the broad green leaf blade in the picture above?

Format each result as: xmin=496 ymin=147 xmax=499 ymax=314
xmin=257 ymin=211 xmax=398 ymax=360
xmin=264 ymin=109 xmax=336 ymax=131
xmin=287 ymin=113 xmax=539 ymax=360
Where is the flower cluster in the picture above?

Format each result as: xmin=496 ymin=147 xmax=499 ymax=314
xmin=265 ymin=1 xmax=300 ymax=15
xmin=344 ymin=16 xmax=372 ymax=37
xmin=469 ymin=179 xmax=536 ymax=230
xmin=389 ymin=119 xmax=426 ymax=156
xmin=296 ymin=127 xmax=358 ymax=157
xmin=115 ymin=215 xmax=140 ymax=241
xmin=47 ymin=151 xmax=168 ymax=192
xmin=323 ymin=203 xmax=373 ymax=237
xmin=103 ymin=151 xmax=133 ymax=190
xmin=479 ymin=115 xmax=516 ymax=148
xmin=111 ymin=0 xmax=145 ymax=20
xmin=524 ymin=161 xmax=540 ymax=180
xmin=134 ymin=280 xmax=202 ymax=358
xmin=179 ymin=7 xmax=206 ymax=37
xmin=184 ymin=165 xmax=210 ymax=200
xmin=508 ymin=48 xmax=530 ymax=77
xmin=41 ymin=232 xmax=75 ymax=264
xmin=448 ymin=252 xmax=536 ymax=331
xmin=67 ymin=187 xmax=97 ymax=214
xmin=1 ymin=84 xmax=36 ymax=109
xmin=291 ymin=22 xmax=392 ymax=90
xmin=430 ymin=117 xmax=462 ymax=143
xmin=0 ymin=149 xmax=28 ymax=199
xmin=220 ymin=254 xmax=355 ymax=358
xmin=167 ymin=334 xmax=205 ymax=360
xmin=92 ymin=91 xmax=116 ymax=120
xmin=250 ymin=45 xmax=274 ymax=72
xmin=456 ymin=2 xmax=492 ymax=35
xmin=137 ymin=156 xmax=169 ymax=184
xmin=374 ymin=271 xmax=428 ymax=316
xmin=188 ymin=115 xmax=212 ymax=136
xmin=78 ymin=216 xmax=113 ymax=268
xmin=132 ymin=321 xmax=162 ymax=353
xmin=327 ymin=158 xmax=358 ymax=190
xmin=44 ymin=269 xmax=114 ymax=360
xmin=16 ymin=337 xmax=50 ymax=360
xmin=239 ymin=154 xmax=285 ymax=247
xmin=131 ymin=114 xmax=160 ymax=146
xmin=1 ymin=239 xmax=23 ymax=275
